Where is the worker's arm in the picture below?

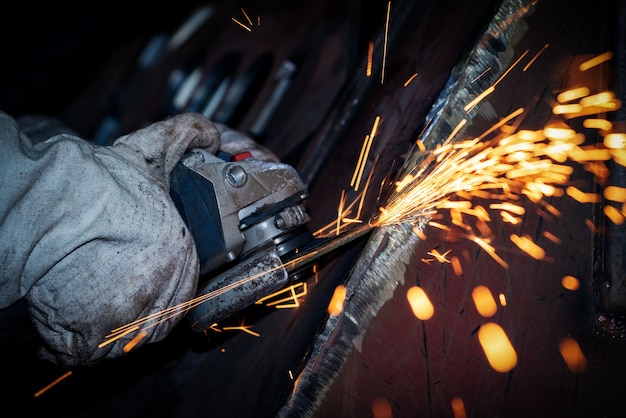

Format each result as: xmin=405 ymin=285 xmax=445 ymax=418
xmin=0 ymin=112 xmax=220 ymax=367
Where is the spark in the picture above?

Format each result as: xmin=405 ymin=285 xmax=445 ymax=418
xmin=371 ymin=397 xmax=393 ymax=418
xmin=464 ymin=86 xmax=495 ymax=113
xmin=404 ymin=72 xmax=418 ymax=86
xmin=381 ymin=1 xmax=391 ymax=84
xmin=604 ymin=186 xmax=626 ymax=202
xmin=604 ymin=205 xmax=625 ymax=225
xmin=542 ymin=230 xmax=561 ymax=244
xmin=427 ymin=248 xmax=452 ymax=263
xmin=231 ymin=17 xmax=251 ymax=32
xmin=255 ymin=282 xmax=308 ymax=308
xmin=579 ymin=51 xmax=614 ymax=71
xmin=472 ymin=285 xmax=497 ymax=317
xmin=406 ymin=286 xmax=434 ymax=320
xmin=465 ymin=50 xmax=529 ymax=113
xmin=232 ymin=7 xmax=259 ymax=32
xmin=351 ymin=115 xmax=380 ymax=191
xmin=451 ymin=397 xmax=467 ymax=418
xmin=561 ymin=275 xmax=580 ymax=291
xmin=240 ymin=7 xmax=253 ymax=26
xmin=222 ymin=325 xmax=261 ymax=337
xmin=604 ymin=133 xmax=626 ymax=149
xmin=557 ymin=87 xmax=591 ymax=103
xmin=123 ymin=330 xmax=147 ymax=353
xmin=477 ymin=322 xmax=517 ymax=372
xmin=523 ymin=43 xmax=549 ymax=71
xmin=558 ymin=337 xmax=588 ymax=373
xmin=446 ymin=118 xmax=468 ymax=142
xmin=34 ymin=371 xmax=73 ymax=398
xmin=366 ymin=41 xmax=374 ymax=77
xmin=328 ymin=285 xmax=347 ymax=316
xmin=451 ymin=256 xmax=463 ymax=276
xmin=471 ymin=67 xmax=492 ymax=84
xmin=510 ymin=234 xmax=545 ymax=260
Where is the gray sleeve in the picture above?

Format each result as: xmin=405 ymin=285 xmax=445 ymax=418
xmin=0 ymin=111 xmax=220 ymax=367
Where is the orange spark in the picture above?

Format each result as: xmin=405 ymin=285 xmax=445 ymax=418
xmin=381 ymin=1 xmax=391 ymax=84
xmin=510 ymin=234 xmax=545 ymax=260
xmin=255 ymin=282 xmax=307 ymax=308
xmin=371 ymin=397 xmax=393 ymax=418
xmin=561 ymin=275 xmax=580 ymax=291
xmin=464 ymin=86 xmax=495 ymax=113
xmin=604 ymin=133 xmax=626 ymax=149
xmin=328 ymin=285 xmax=347 ymax=316
xmin=558 ymin=336 xmax=588 ymax=373
xmin=583 ymin=118 xmax=612 ymax=132
xmin=472 ymin=285 xmax=497 ymax=317
xmin=240 ymin=7 xmax=253 ymax=26
xmin=523 ymin=43 xmax=549 ymax=71
xmin=543 ymin=230 xmax=562 ymax=244
xmin=566 ymin=186 xmax=601 ymax=203
xmin=407 ymin=286 xmax=434 ymax=320
xmin=351 ymin=115 xmax=380 ymax=191
xmin=604 ymin=205 xmax=625 ymax=225
xmin=427 ymin=248 xmax=452 ymax=263
xmin=489 ymin=202 xmax=525 ymax=215
xmin=123 ymin=329 xmax=147 ymax=353
xmin=471 ymin=67 xmax=492 ymax=84
xmin=557 ymin=87 xmax=590 ymax=103
xmin=451 ymin=397 xmax=467 ymax=418
xmin=223 ymin=324 xmax=261 ymax=337
xmin=231 ymin=17 xmax=251 ymax=32
xmin=404 ymin=72 xmax=418 ymax=86
xmin=451 ymin=256 xmax=463 ymax=276
xmin=605 ymin=186 xmax=626 ymax=202
xmin=34 ymin=371 xmax=73 ymax=398
xmin=478 ymin=322 xmax=517 ymax=372
xmin=366 ymin=41 xmax=374 ymax=77
xmin=579 ymin=51 xmax=614 ymax=71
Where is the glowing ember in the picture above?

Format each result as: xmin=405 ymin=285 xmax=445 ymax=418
xmin=451 ymin=397 xmax=467 ymax=418
xmin=123 ymin=330 xmax=147 ymax=353
xmin=255 ymin=282 xmax=308 ymax=309
xmin=472 ymin=285 xmax=497 ymax=317
xmin=34 ymin=371 xmax=73 ymax=398
xmin=406 ymin=286 xmax=434 ymax=320
xmin=579 ymin=51 xmax=614 ymax=71
xmin=381 ymin=1 xmax=391 ymax=84
xmin=498 ymin=293 xmax=507 ymax=306
xmin=328 ymin=285 xmax=347 ymax=316
xmin=604 ymin=205 xmax=625 ymax=225
xmin=510 ymin=234 xmax=545 ymax=260
xmin=477 ymin=322 xmax=517 ymax=373
xmin=558 ymin=336 xmax=588 ymax=373
xmin=404 ymin=72 xmax=418 ymax=87
xmin=451 ymin=255 xmax=463 ymax=276
xmin=561 ymin=275 xmax=580 ymax=291
xmin=371 ymin=397 xmax=393 ymax=418
xmin=222 ymin=325 xmax=261 ymax=337
xmin=604 ymin=133 xmax=626 ymax=149
xmin=366 ymin=41 xmax=374 ymax=77
xmin=604 ymin=186 xmax=626 ymax=202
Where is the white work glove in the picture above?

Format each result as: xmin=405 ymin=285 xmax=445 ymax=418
xmin=0 ymin=112 xmax=221 ymax=367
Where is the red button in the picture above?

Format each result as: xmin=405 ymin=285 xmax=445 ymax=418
xmin=232 ymin=151 xmax=253 ymax=161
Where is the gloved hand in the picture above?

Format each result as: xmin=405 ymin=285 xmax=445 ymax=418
xmin=0 ymin=112 xmax=221 ymax=367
